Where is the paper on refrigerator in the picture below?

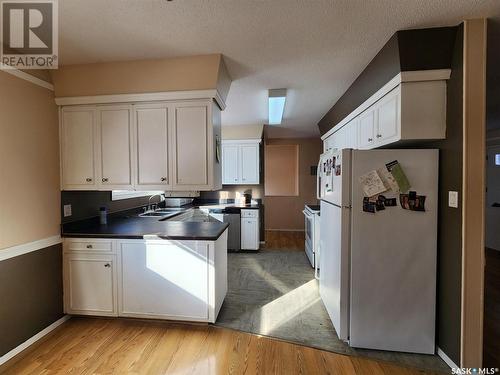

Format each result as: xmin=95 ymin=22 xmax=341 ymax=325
xmin=358 ymin=170 xmax=387 ymax=197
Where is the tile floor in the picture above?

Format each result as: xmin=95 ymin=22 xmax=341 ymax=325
xmin=215 ymin=250 xmax=450 ymax=373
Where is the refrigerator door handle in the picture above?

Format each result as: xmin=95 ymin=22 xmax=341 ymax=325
xmin=316 ymin=158 xmax=322 ymax=200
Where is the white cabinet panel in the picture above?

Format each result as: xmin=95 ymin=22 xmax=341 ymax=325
xmin=221 ymin=140 xmax=260 ymax=185
xmin=119 ymin=241 xmax=209 ymax=320
xmin=99 ymin=106 xmax=133 ymax=188
xmin=358 ymin=110 xmax=375 ymax=149
xmin=241 ymin=210 xmax=259 ymax=250
xmin=347 ymin=119 xmax=358 ymax=149
xmin=61 ymin=108 xmax=96 ymax=189
xmin=173 ymin=105 xmax=208 ymax=186
xmin=240 ymin=144 xmax=259 ymax=184
xmin=65 ymin=253 xmax=117 ymax=316
xmin=222 ymin=144 xmax=240 ymax=184
xmin=376 ymin=88 xmax=399 ymax=144
xmin=135 ymin=105 xmax=169 ymax=189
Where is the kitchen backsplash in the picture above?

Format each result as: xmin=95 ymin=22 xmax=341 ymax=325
xmin=61 ymin=191 xmax=163 ymax=224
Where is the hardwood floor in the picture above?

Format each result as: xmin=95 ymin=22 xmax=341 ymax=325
xmin=1 ymin=317 xmax=437 ymax=375
xmin=264 ymin=230 xmax=305 ymax=250
xmin=483 ymin=248 xmax=500 ymax=367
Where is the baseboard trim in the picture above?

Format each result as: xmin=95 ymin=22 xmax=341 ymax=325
xmin=0 ymin=235 xmax=62 ymax=262
xmin=437 ymin=347 xmax=459 ymax=370
xmin=0 ymin=315 xmax=70 ymax=366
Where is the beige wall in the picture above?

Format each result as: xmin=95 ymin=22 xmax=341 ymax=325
xmin=50 ymin=54 xmax=227 ymax=98
xmin=0 ymin=71 xmax=60 ymax=249
xmin=264 ymin=138 xmax=322 ymax=231
xmin=221 ymin=124 xmax=264 ymax=140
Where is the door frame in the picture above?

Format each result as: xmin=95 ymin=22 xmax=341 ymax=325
xmin=461 ymin=18 xmax=487 ymax=368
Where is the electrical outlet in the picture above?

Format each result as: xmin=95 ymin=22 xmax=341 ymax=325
xmin=63 ymin=204 xmax=72 ymax=217
xmin=448 ymin=191 xmax=459 ymax=208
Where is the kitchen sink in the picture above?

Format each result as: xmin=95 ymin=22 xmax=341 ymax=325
xmin=137 ymin=207 xmax=189 ymax=218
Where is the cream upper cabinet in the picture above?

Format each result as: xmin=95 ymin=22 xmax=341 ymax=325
xmin=60 ymin=99 xmax=222 ymax=191
xmin=98 ymin=105 xmax=134 ymax=189
xmin=222 ymin=144 xmax=240 ymax=184
xmin=322 ymin=77 xmax=448 ymax=151
xmin=60 ymin=107 xmax=97 ymax=190
xmin=240 ymin=144 xmax=259 ymax=184
xmin=135 ymin=104 xmax=170 ymax=190
xmin=172 ymin=103 xmax=208 ymax=187
xmin=375 ymin=87 xmax=400 ymax=145
xmin=358 ymin=109 xmax=376 ymax=149
xmin=221 ymin=140 xmax=260 ymax=185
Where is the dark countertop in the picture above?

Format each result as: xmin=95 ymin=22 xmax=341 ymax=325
xmin=195 ymin=202 xmax=261 ymax=213
xmin=62 ymin=214 xmax=229 ymax=241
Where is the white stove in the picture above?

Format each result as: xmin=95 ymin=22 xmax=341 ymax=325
xmin=303 ymin=204 xmax=320 ymax=275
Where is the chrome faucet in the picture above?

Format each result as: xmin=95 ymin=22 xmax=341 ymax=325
xmin=147 ymin=193 xmax=164 ymax=212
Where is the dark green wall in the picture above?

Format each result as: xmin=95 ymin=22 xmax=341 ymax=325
xmin=0 ymin=244 xmax=64 ymax=356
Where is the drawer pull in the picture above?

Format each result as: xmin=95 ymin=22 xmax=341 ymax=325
xmin=376 ymin=134 xmax=382 ymax=138
xmin=368 ymin=138 xmax=373 ymax=142
xmin=161 ymin=177 xmax=167 ymax=182
xmin=86 ymin=244 xmax=93 ymax=249
xmin=86 ymin=178 xmax=93 ymax=182
xmin=104 ymin=263 xmax=111 ymax=268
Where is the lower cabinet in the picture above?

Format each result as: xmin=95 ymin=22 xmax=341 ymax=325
xmin=118 ymin=240 xmax=209 ymax=321
xmin=63 ymin=234 xmax=227 ymax=323
xmin=241 ymin=209 xmax=260 ymax=250
xmin=64 ymin=253 xmax=118 ymax=316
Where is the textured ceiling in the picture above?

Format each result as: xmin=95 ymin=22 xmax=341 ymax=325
xmin=58 ymin=0 xmax=500 ymax=138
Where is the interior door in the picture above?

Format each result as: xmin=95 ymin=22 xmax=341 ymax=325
xmin=222 ymin=144 xmax=239 ymax=184
xmin=61 ymin=108 xmax=96 ymax=189
xmin=240 ymin=144 xmax=259 ymax=184
xmin=486 ymin=145 xmax=500 ymax=250
xmin=99 ymin=106 xmax=133 ymax=189
xmin=135 ymin=105 xmax=169 ymax=189
xmin=173 ymin=104 xmax=208 ymax=187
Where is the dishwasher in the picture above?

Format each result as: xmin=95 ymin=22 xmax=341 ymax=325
xmin=223 ymin=213 xmax=241 ymax=251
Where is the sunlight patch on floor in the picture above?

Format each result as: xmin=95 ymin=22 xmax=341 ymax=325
xmin=258 ymin=279 xmax=320 ymax=335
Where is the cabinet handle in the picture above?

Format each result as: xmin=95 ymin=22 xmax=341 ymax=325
xmin=368 ymin=138 xmax=373 ymax=142
xmin=242 ymin=178 xmax=246 ymax=181
xmin=161 ymin=177 xmax=167 ymax=182
xmin=234 ymin=178 xmax=238 ymax=182
xmin=376 ymin=134 xmax=382 ymax=138
xmin=104 ymin=263 xmax=111 ymax=268
xmin=102 ymin=178 xmax=108 ymax=183
xmin=86 ymin=244 xmax=93 ymax=249
xmin=86 ymin=178 xmax=93 ymax=182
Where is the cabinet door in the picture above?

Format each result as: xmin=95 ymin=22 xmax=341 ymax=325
xmin=241 ymin=218 xmax=259 ymax=250
xmin=119 ymin=241 xmax=209 ymax=320
xmin=135 ymin=105 xmax=169 ymax=189
xmin=376 ymin=89 xmax=400 ymax=144
xmin=222 ymin=144 xmax=240 ymax=184
xmin=172 ymin=104 xmax=208 ymax=187
xmin=240 ymin=144 xmax=259 ymax=184
xmin=65 ymin=253 xmax=117 ymax=316
xmin=61 ymin=108 xmax=96 ymax=189
xmin=358 ymin=110 xmax=375 ymax=149
xmin=347 ymin=119 xmax=358 ymax=149
xmin=99 ymin=106 xmax=133 ymax=189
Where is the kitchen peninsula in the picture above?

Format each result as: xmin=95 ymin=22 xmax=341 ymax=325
xmin=61 ymin=208 xmax=228 ymax=323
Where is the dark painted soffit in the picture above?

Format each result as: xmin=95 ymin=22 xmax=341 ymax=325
xmin=318 ymin=26 xmax=458 ymax=136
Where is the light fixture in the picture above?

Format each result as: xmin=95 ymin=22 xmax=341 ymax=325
xmin=268 ymin=89 xmax=287 ymax=125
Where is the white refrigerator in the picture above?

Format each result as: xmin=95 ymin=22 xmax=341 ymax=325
xmin=318 ymin=148 xmax=438 ymax=354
